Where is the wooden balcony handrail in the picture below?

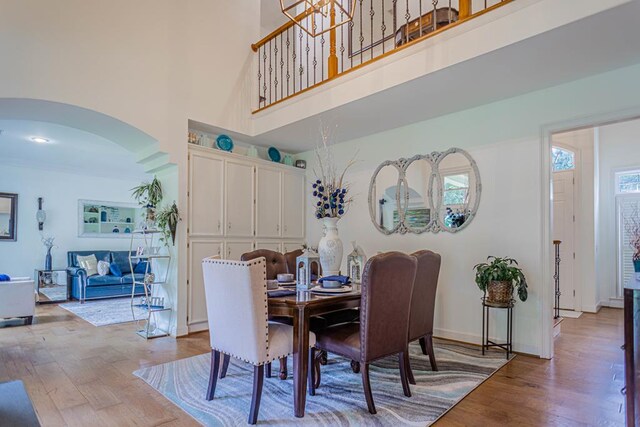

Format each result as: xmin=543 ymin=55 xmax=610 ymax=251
xmin=252 ymin=0 xmax=513 ymax=112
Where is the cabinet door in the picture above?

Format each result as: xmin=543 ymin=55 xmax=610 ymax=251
xmin=225 ymin=241 xmax=255 ymax=260
xmin=188 ymin=239 xmax=223 ymax=326
xmin=225 ymin=161 xmax=255 ymax=237
xmin=256 ymin=241 xmax=282 ymax=252
xmin=256 ymin=167 xmax=282 ymax=238
xmin=189 ymin=153 xmax=224 ymax=236
xmin=282 ymin=172 xmax=305 ymax=238
xmin=282 ymin=241 xmax=304 ymax=254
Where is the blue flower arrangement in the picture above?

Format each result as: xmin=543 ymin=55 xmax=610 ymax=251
xmin=311 ymin=126 xmax=357 ymax=220
xmin=312 ymin=179 xmax=351 ymax=219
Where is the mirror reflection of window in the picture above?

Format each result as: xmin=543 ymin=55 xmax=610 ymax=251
xmin=442 ymin=171 xmax=471 ymax=229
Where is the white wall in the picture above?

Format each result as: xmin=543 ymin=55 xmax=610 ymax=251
xmin=597 ymin=119 xmax=640 ymax=307
xmin=0 ymin=164 xmax=148 ymax=278
xmin=551 ymin=129 xmax=598 ymax=312
xmin=299 ymin=62 xmax=640 ymax=357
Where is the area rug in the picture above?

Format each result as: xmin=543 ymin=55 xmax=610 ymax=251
xmin=60 ymin=297 xmax=146 ymax=327
xmin=134 ymin=340 xmax=512 ymax=426
xmin=38 ymin=284 xmax=68 ymax=302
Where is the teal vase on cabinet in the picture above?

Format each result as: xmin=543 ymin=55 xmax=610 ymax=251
xmin=634 ymin=259 xmax=640 ymax=273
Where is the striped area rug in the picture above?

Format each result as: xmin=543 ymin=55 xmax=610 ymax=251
xmin=134 ymin=339 xmax=511 ymax=426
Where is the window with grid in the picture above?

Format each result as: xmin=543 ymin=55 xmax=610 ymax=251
xmin=552 ymin=147 xmax=575 ymax=172
xmin=443 ymin=173 xmax=470 ymax=206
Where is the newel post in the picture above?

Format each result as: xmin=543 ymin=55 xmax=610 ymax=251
xmin=460 ymin=0 xmax=471 ymax=19
xmin=328 ymin=2 xmax=338 ymax=78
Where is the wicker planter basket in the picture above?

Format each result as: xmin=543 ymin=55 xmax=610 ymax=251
xmin=486 ymin=280 xmax=513 ymax=305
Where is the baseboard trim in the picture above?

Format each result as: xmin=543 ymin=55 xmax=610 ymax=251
xmin=433 ymin=327 xmax=540 ymax=358
xmin=187 ymin=321 xmax=208 ymax=334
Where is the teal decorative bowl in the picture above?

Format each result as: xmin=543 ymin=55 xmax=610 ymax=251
xmin=268 ymin=147 xmax=281 ymax=163
xmin=216 ymin=134 xmax=234 ymax=152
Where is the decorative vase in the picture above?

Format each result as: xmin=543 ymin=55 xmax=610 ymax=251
xmin=318 ymin=217 xmax=343 ymax=276
xmin=45 ymin=246 xmax=53 ymax=270
xmin=634 ymin=259 xmax=640 ymax=273
xmin=486 ymin=280 xmax=513 ymax=306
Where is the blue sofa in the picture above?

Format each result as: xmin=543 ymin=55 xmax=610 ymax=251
xmin=67 ymin=250 xmax=146 ymax=302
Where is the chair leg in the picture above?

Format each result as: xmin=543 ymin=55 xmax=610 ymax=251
xmin=308 ymin=348 xmax=316 ymax=396
xmin=219 ymin=354 xmax=230 ymax=379
xmin=419 ymin=336 xmax=428 ymax=355
xmin=265 ymin=362 xmax=272 ymax=378
xmin=425 ymin=334 xmax=438 ymax=371
xmin=399 ymin=351 xmax=412 ymax=397
xmin=248 ymin=365 xmax=264 ymax=425
xmin=350 ymin=360 xmax=360 ymax=374
xmin=404 ymin=350 xmax=416 ymax=385
xmin=314 ymin=351 xmax=322 ymax=389
xmin=279 ymin=357 xmax=288 ymax=380
xmin=361 ymin=363 xmax=376 ymax=414
xmin=206 ymin=350 xmax=221 ymax=401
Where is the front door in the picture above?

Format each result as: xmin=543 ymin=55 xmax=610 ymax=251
xmin=553 ymin=170 xmax=576 ymax=310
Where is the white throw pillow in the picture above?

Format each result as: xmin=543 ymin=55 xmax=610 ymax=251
xmin=77 ymin=254 xmax=99 ymax=276
xmin=97 ymin=260 xmax=110 ymax=276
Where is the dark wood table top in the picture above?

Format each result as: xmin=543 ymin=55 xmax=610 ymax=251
xmin=268 ymin=284 xmax=361 ymax=311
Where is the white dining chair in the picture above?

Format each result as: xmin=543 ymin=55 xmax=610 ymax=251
xmin=202 ymin=256 xmax=316 ymax=424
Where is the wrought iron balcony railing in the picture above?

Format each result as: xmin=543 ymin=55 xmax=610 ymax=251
xmin=252 ymin=0 xmax=513 ymax=112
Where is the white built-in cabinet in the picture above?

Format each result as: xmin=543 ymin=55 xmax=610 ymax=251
xmin=187 ymin=145 xmax=306 ymax=331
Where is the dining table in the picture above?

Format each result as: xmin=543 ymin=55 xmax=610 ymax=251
xmin=268 ymin=284 xmax=361 ymax=418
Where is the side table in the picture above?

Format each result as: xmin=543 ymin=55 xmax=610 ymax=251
xmin=482 ymin=297 xmax=514 ymax=359
xmin=34 ymin=268 xmax=69 ymax=303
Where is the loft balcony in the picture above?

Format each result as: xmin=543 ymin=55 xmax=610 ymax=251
xmin=247 ymin=0 xmax=640 ymax=151
xmin=253 ymin=0 xmax=510 ymax=112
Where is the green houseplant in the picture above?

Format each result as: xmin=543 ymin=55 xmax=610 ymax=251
xmin=156 ymin=202 xmax=179 ymax=246
xmin=131 ymin=176 xmax=163 ymax=228
xmin=474 ymin=256 xmax=528 ymax=305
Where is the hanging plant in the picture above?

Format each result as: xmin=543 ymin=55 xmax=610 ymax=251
xmin=156 ymin=202 xmax=179 ymax=246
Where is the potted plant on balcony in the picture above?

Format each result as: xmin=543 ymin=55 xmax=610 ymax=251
xmin=474 ymin=256 xmax=528 ymax=306
xmin=131 ymin=176 xmax=163 ymax=229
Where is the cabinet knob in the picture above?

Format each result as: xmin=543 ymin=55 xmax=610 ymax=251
xmin=276 ymin=224 xmax=280 ymax=232
xmin=228 ymin=222 xmax=231 ymax=230
xmin=218 ymin=220 xmax=221 ymax=231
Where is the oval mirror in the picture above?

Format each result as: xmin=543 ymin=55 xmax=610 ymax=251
xmin=402 ymin=156 xmax=436 ymax=233
xmin=368 ymin=162 xmax=404 ymax=234
xmin=434 ymin=148 xmax=481 ymax=232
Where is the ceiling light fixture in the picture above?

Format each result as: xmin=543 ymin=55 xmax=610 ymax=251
xmin=31 ymin=137 xmax=50 ymax=144
xmin=280 ymin=0 xmax=356 ymax=37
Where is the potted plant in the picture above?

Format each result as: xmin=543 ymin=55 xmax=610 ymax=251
xmin=156 ymin=202 xmax=179 ymax=246
xmin=474 ymin=256 xmax=528 ymax=305
xmin=131 ymin=176 xmax=163 ymax=228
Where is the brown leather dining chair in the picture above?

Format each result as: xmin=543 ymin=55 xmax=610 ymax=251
xmin=218 ymin=249 xmax=290 ymax=381
xmin=309 ymin=252 xmax=418 ymax=414
xmin=405 ymin=250 xmax=441 ymax=384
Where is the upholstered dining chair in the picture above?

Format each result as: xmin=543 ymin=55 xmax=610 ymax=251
xmin=310 ymin=252 xmax=418 ymax=414
xmin=202 ymin=256 xmax=316 ymax=424
xmin=234 ymin=249 xmax=290 ymax=380
xmin=405 ymin=250 xmax=442 ymax=384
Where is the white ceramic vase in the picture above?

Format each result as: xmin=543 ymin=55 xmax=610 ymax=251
xmin=318 ymin=217 xmax=343 ymax=276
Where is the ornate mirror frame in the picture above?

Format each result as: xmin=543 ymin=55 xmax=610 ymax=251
xmin=368 ymin=148 xmax=482 ymax=234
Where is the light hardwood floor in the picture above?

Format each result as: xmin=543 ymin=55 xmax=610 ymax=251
xmin=0 ymin=305 xmax=624 ymax=426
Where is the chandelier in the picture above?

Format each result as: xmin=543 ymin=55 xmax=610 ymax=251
xmin=280 ymin=0 xmax=356 ymax=37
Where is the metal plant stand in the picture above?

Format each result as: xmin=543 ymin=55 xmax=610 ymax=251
xmin=553 ymin=240 xmax=562 ymax=319
xmin=128 ymin=229 xmax=172 ymax=339
xmin=482 ymin=297 xmax=514 ymax=360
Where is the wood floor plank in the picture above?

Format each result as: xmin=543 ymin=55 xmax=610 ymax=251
xmin=0 ymin=303 xmax=625 ymax=426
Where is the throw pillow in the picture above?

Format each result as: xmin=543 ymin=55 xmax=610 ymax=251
xmin=77 ymin=254 xmax=99 ymax=276
xmin=109 ymin=262 xmax=123 ymax=277
xmin=97 ymin=260 xmax=110 ymax=276
xmin=134 ymin=261 xmax=149 ymax=274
